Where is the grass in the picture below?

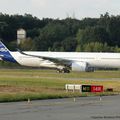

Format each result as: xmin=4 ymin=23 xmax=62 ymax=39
xmin=0 ymin=69 xmax=120 ymax=102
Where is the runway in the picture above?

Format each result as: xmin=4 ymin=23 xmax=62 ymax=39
xmin=0 ymin=95 xmax=120 ymax=120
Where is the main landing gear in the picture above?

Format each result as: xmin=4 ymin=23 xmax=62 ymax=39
xmin=57 ymin=68 xmax=70 ymax=73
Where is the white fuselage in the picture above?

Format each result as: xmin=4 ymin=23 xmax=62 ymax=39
xmin=10 ymin=52 xmax=120 ymax=69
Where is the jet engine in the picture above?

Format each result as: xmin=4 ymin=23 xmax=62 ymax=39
xmin=71 ymin=61 xmax=94 ymax=72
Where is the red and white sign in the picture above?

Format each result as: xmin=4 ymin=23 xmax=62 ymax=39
xmin=91 ymin=85 xmax=103 ymax=92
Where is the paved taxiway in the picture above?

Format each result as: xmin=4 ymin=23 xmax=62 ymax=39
xmin=0 ymin=95 xmax=120 ymax=120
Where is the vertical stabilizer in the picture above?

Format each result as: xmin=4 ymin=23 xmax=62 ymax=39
xmin=0 ymin=41 xmax=16 ymax=63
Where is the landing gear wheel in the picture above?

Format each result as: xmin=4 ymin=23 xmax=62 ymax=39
xmin=57 ymin=68 xmax=70 ymax=73
xmin=63 ymin=68 xmax=70 ymax=73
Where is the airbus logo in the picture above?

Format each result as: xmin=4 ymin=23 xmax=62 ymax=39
xmin=0 ymin=48 xmax=8 ymax=52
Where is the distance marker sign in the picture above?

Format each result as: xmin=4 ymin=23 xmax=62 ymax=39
xmin=82 ymin=85 xmax=91 ymax=92
xmin=91 ymin=85 xmax=103 ymax=92
xmin=82 ymin=85 xmax=103 ymax=92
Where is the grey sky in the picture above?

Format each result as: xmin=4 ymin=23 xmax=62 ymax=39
xmin=0 ymin=0 xmax=120 ymax=19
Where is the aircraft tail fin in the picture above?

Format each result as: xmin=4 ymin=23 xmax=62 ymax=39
xmin=0 ymin=41 xmax=10 ymax=55
xmin=0 ymin=41 xmax=16 ymax=63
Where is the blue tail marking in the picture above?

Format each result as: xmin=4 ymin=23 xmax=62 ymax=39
xmin=0 ymin=41 xmax=17 ymax=63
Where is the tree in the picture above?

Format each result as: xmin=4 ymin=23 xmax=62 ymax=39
xmin=36 ymin=22 xmax=69 ymax=51
xmin=107 ymin=16 xmax=120 ymax=47
xmin=75 ymin=45 xmax=81 ymax=52
xmin=19 ymin=38 xmax=37 ymax=51
xmin=0 ymin=13 xmax=119 ymax=52
xmin=83 ymin=42 xmax=110 ymax=52
xmin=52 ymin=42 xmax=61 ymax=51
xmin=76 ymin=26 xmax=109 ymax=51
xmin=61 ymin=37 xmax=77 ymax=51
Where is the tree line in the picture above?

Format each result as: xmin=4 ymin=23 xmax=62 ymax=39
xmin=0 ymin=12 xmax=120 ymax=52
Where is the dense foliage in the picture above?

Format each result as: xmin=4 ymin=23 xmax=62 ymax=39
xmin=0 ymin=12 xmax=120 ymax=52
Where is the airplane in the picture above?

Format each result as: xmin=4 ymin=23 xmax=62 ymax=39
xmin=0 ymin=41 xmax=120 ymax=73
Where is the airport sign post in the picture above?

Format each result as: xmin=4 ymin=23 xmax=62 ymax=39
xmin=65 ymin=84 xmax=103 ymax=93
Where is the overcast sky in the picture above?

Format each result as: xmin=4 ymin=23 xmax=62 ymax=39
xmin=0 ymin=0 xmax=120 ymax=19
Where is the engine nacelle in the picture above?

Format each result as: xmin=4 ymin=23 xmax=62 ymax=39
xmin=71 ymin=62 xmax=94 ymax=72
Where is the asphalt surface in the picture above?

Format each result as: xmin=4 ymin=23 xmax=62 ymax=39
xmin=0 ymin=95 xmax=120 ymax=120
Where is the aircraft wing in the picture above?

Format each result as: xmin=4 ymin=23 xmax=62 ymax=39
xmin=17 ymin=49 xmax=72 ymax=67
